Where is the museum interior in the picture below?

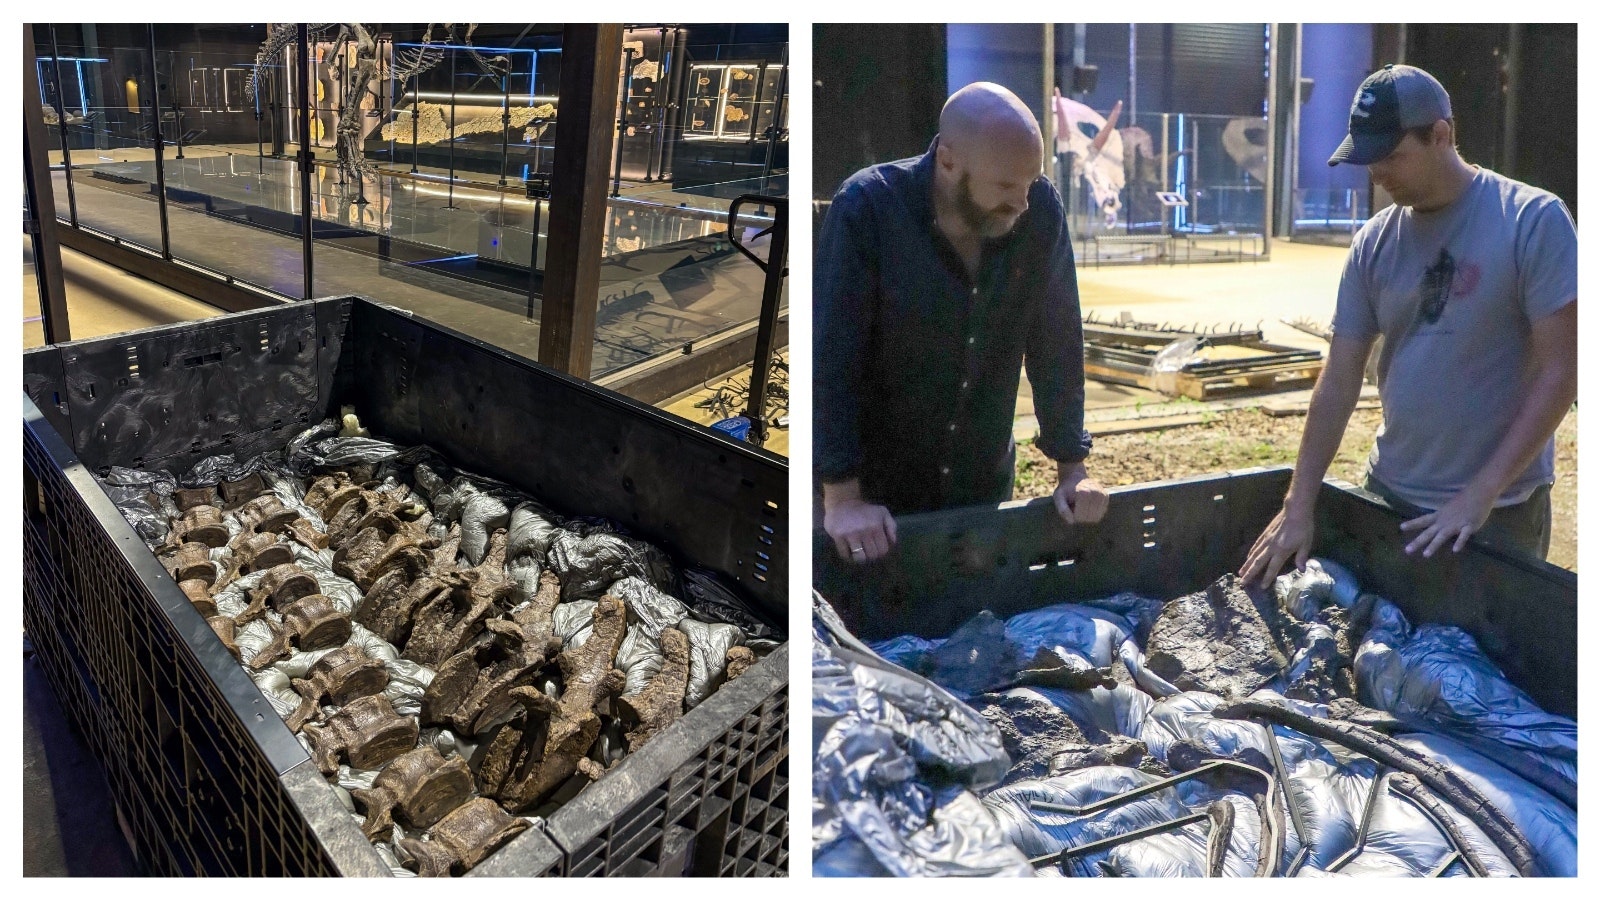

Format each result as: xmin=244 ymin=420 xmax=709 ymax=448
xmin=24 ymin=22 xmax=790 ymax=878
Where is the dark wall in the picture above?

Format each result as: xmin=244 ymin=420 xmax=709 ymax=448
xmin=1077 ymin=23 xmax=1266 ymax=117
xmin=813 ymin=23 xmax=948 ymax=202
xmin=1404 ymin=23 xmax=1576 ymax=216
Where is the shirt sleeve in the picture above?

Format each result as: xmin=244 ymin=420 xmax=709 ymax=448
xmin=1517 ymin=196 xmax=1578 ymax=321
xmin=1331 ymin=227 xmax=1380 ymax=341
xmin=813 ymin=180 xmax=879 ymax=483
xmin=1025 ymin=181 xmax=1094 ymax=465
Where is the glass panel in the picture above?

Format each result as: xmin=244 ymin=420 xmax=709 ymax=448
xmin=686 ymin=64 xmax=723 ymax=137
xmin=24 ymin=178 xmax=44 ymax=349
xmin=753 ymin=66 xmax=784 ymax=137
xmin=1055 ymin=110 xmax=1266 ymax=262
xmin=43 ymin=24 xmax=165 ymax=253
xmin=152 ymin=23 xmax=305 ymax=297
xmin=720 ymin=65 xmax=759 ymax=136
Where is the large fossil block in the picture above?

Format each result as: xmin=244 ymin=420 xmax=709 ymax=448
xmin=304 ymin=694 xmax=419 ymax=776
xmin=286 ymin=645 xmax=390 ymax=732
xmin=1144 ymin=575 xmax=1292 ymax=699
xmin=247 ymin=593 xmax=351 ymax=670
xmin=398 ymin=797 xmax=529 ymax=877
xmin=176 ymin=504 xmax=230 ymax=547
xmin=481 ymin=592 xmax=628 ymax=811
xmin=334 ymin=527 xmax=427 ymax=591
xmin=352 ymin=746 xmax=475 ymax=839
xmin=403 ymin=581 xmax=498 ymax=669
xmin=354 ymin=570 xmax=454 ymax=647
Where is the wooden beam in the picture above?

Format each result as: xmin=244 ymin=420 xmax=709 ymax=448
xmin=538 ymin=24 xmax=623 ymax=377
xmin=23 ymin=24 xmax=71 ymax=343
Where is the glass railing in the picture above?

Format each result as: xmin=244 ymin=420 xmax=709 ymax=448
xmin=35 ymin=23 xmax=788 ymax=379
xmin=1050 ymin=104 xmax=1268 ymax=262
xmin=1290 ymin=186 xmax=1370 ymax=244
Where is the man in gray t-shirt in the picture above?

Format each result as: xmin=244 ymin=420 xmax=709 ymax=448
xmin=1241 ymin=64 xmax=1577 ymax=584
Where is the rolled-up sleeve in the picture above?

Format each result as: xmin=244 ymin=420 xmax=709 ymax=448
xmin=1025 ymin=184 xmax=1093 ymax=465
xmin=814 ymin=182 xmax=879 ymax=482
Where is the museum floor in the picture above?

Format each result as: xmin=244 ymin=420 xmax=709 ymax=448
xmin=45 ymin=149 xmax=786 ymax=378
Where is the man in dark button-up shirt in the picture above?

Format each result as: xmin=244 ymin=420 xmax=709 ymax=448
xmin=816 ymin=82 xmax=1108 ymax=564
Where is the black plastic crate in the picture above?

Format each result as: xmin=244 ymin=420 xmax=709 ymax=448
xmin=22 ymin=296 xmax=789 ymax=876
xmin=815 ymin=468 xmax=1575 ymax=719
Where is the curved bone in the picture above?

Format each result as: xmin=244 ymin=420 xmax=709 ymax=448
xmin=303 ymin=694 xmax=418 ymax=776
xmin=1212 ymin=698 xmax=1536 ymax=876
xmin=351 ymin=746 xmax=474 ymax=839
xmin=256 ymin=563 xmax=321 ymax=613
xmin=620 ymin=626 xmax=690 ymax=751
xmin=286 ymin=645 xmax=390 ymax=732
xmin=218 ymin=473 xmax=269 ymax=509
xmin=177 ymin=504 xmax=230 ymax=547
xmin=172 ymin=486 xmax=217 ymax=512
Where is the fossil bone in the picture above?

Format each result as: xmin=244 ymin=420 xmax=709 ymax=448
xmin=398 ymin=796 xmax=529 ymax=877
xmin=619 ymin=626 xmax=689 ymax=751
xmin=248 ymin=593 xmax=351 ymax=670
xmin=351 ymin=746 xmax=475 ymax=840
xmin=285 ymin=645 xmax=390 ymax=732
xmin=303 ymin=693 xmax=419 ymax=776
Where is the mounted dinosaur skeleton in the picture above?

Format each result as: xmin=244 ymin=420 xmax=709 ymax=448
xmin=250 ymin=24 xmax=510 ymax=193
xmin=1053 ymin=91 xmax=1126 ymax=228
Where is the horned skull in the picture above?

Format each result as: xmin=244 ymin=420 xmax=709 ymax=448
xmin=1053 ymin=94 xmax=1126 ymax=228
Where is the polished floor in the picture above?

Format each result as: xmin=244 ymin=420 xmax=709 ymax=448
xmin=48 ymin=150 xmax=786 ymax=378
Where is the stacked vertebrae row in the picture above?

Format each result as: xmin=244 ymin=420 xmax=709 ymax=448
xmin=148 ymin=443 xmax=768 ymax=877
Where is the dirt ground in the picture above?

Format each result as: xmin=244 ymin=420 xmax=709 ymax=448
xmin=1016 ymin=407 xmax=1577 ymax=571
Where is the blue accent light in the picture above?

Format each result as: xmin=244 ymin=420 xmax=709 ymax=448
xmin=1174 ymin=114 xmax=1187 ymax=232
xmin=408 ymin=253 xmax=478 ymax=265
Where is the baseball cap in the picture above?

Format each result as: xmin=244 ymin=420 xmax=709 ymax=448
xmin=1328 ymin=64 xmax=1452 ymax=166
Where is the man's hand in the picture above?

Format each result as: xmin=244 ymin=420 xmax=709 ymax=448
xmin=822 ymin=479 xmax=897 ymax=564
xmin=1399 ymin=486 xmax=1495 ymax=557
xmin=1239 ymin=505 xmax=1314 ymax=588
xmin=1054 ymin=462 xmax=1109 ymax=525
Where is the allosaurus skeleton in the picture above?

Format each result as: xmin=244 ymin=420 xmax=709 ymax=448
xmin=249 ymin=24 xmax=510 ymax=192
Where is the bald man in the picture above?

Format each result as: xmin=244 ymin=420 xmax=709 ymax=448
xmin=816 ymin=82 xmax=1109 ymax=565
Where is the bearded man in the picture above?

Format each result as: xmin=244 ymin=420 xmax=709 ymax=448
xmin=815 ymin=82 xmax=1109 ymax=564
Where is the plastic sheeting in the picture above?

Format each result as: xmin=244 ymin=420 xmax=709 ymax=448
xmin=97 ymin=466 xmax=178 ymax=543
xmin=985 ymin=769 xmax=1265 ymax=877
xmin=682 ymin=567 xmax=784 ymax=641
xmin=835 ymin=557 xmax=1578 ymax=878
xmin=814 ymin=595 xmax=1030 ymax=877
xmin=680 ymin=619 xmax=744 ymax=709
xmin=546 ymin=529 xmax=677 ymax=602
xmin=1355 ymin=598 xmax=1578 ymax=809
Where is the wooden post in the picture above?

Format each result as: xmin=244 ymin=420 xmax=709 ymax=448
xmin=537 ymin=23 xmax=623 ymax=378
xmin=23 ymin=24 xmax=71 ymax=343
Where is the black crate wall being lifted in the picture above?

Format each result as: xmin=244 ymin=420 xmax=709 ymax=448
xmin=21 ymin=295 xmax=789 ymax=877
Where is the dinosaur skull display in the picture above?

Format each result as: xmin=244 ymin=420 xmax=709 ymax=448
xmin=1053 ymin=95 xmax=1126 ymax=228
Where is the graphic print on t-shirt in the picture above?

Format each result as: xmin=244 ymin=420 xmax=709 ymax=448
xmin=1419 ymin=247 xmax=1455 ymax=324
